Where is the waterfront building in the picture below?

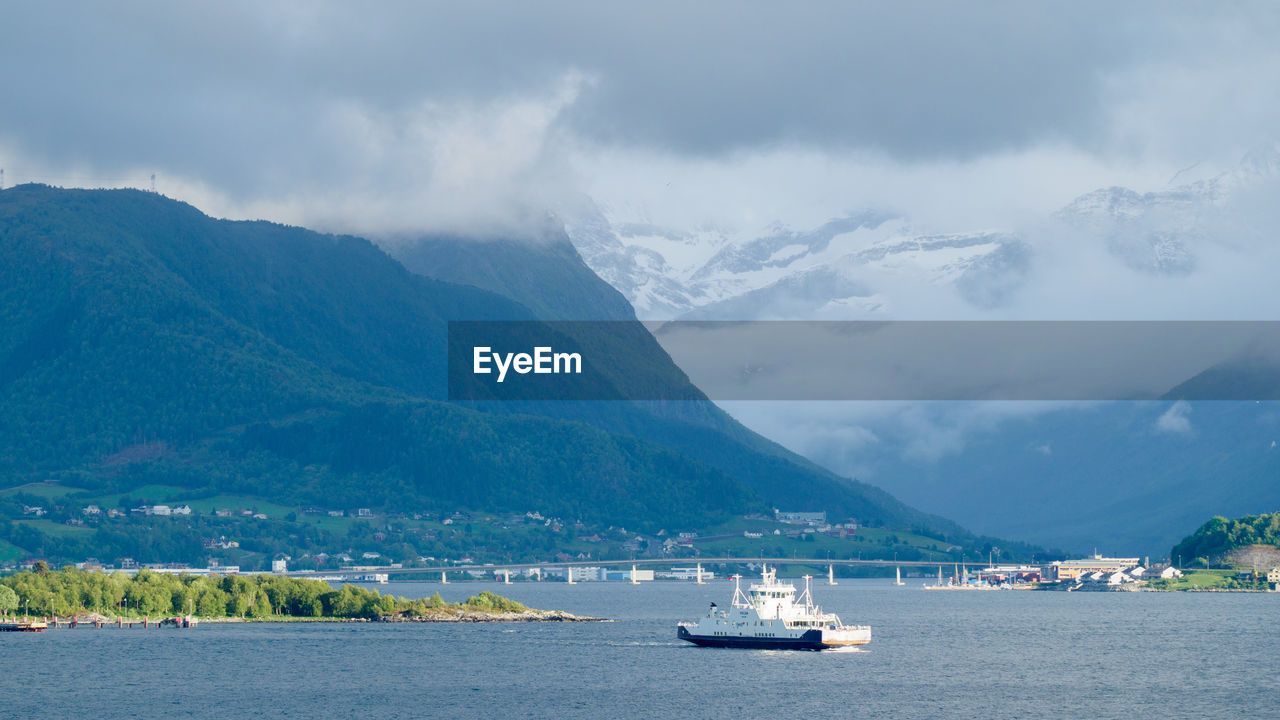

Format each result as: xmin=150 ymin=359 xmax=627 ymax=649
xmin=1048 ymin=555 xmax=1141 ymax=582
xmin=661 ymin=567 xmax=716 ymax=581
xmin=973 ymin=565 xmax=1042 ymax=584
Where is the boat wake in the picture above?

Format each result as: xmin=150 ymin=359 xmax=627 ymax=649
xmin=823 ymin=645 xmax=870 ymax=654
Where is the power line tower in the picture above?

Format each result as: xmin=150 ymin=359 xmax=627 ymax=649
xmin=150 ymin=173 xmax=156 ymax=193
xmin=1 ymin=168 xmax=5 ymax=190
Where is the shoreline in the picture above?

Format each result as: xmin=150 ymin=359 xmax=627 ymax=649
xmin=38 ymin=609 xmax=606 ymax=625
xmin=200 ymin=609 xmax=607 ymax=623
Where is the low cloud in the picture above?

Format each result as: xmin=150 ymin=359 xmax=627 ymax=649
xmin=1156 ymin=401 xmax=1194 ymax=434
xmin=2 ymin=3 xmax=1279 ymax=242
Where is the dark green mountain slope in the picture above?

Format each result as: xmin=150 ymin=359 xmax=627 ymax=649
xmin=0 ymin=184 xmax=977 ymax=544
xmin=392 ymin=232 xmax=960 ymax=533
xmin=0 ymin=184 xmax=754 ymax=529
xmin=390 ymin=225 xmax=636 ymax=322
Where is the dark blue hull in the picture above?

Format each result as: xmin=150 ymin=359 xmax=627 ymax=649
xmin=677 ymin=625 xmax=827 ymax=650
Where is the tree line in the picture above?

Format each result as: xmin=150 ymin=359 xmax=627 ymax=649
xmin=0 ymin=564 xmax=526 ymax=619
xmin=1170 ymin=510 xmax=1280 ymax=567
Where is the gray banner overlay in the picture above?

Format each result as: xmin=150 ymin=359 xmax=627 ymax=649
xmin=447 ymin=321 xmax=1280 ymax=401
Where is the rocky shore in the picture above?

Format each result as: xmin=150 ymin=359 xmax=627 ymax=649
xmin=377 ymin=608 xmax=606 ymax=623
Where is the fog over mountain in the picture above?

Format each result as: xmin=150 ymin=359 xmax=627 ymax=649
xmin=565 ymin=141 xmax=1280 ymax=322
xmin=555 ymin=145 xmax=1280 ymax=554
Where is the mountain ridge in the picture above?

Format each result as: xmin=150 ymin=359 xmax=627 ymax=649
xmin=0 ymin=183 xmax=979 ymax=545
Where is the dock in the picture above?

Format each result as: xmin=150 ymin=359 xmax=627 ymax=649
xmin=0 ymin=618 xmax=49 ymax=632
xmin=1 ymin=615 xmax=198 ymax=630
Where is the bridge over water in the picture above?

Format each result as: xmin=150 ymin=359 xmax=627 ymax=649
xmin=305 ymin=557 xmax=1040 ymax=582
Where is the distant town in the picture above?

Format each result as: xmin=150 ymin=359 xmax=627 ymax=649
xmin=8 ymin=489 xmax=1276 ymax=593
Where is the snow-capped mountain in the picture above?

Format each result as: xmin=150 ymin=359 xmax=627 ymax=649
xmin=1056 ymin=141 xmax=1280 ymax=276
xmin=563 ymin=142 xmax=1280 ymax=321
xmin=564 ymin=204 xmax=1024 ymax=320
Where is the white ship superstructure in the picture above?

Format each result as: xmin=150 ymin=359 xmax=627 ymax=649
xmin=676 ymin=565 xmax=871 ymax=650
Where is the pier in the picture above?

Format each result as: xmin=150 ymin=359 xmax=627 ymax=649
xmin=5 ymin=615 xmax=199 ymax=630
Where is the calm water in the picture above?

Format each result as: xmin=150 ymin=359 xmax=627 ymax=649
xmin=3 ymin=579 xmax=1276 ymax=718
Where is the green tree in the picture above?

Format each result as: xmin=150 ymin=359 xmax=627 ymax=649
xmin=0 ymin=585 xmax=17 ymax=615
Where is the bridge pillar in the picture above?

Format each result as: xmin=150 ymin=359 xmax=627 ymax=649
xmin=441 ymin=571 xmax=448 ymax=584
xmin=695 ymin=563 xmax=705 ymax=584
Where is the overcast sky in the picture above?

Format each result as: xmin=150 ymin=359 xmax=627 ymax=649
xmin=3 ymin=2 xmax=1279 ymax=235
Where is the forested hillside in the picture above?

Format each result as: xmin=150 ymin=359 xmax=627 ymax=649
xmin=0 ymin=184 xmax=995 ymax=565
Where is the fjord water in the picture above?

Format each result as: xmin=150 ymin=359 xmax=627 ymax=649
xmin=3 ymin=580 xmax=1274 ymax=718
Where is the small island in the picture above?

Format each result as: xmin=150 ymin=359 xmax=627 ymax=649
xmin=0 ymin=565 xmax=598 ymax=623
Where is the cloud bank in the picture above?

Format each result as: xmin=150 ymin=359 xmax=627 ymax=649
xmin=1 ymin=2 xmax=1278 ymax=238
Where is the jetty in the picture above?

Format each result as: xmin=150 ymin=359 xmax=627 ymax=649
xmin=0 ymin=618 xmax=49 ymax=632
xmin=2 ymin=614 xmax=198 ymax=630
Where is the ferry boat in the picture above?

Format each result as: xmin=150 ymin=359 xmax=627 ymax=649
xmin=676 ymin=565 xmax=870 ymax=650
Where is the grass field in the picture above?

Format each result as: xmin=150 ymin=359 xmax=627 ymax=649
xmin=689 ymin=521 xmax=958 ymax=563
xmin=14 ymin=518 xmax=95 ymax=539
xmin=1148 ymin=569 xmax=1234 ymax=590
xmin=0 ymin=538 xmax=24 ymax=563
xmin=181 ymin=495 xmax=297 ymax=518
xmin=0 ymin=481 xmax=82 ymax=500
